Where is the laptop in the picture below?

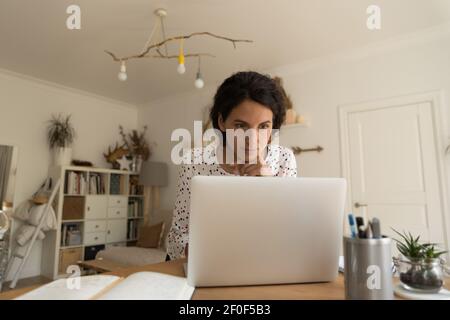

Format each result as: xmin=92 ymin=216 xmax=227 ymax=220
xmin=187 ymin=176 xmax=347 ymax=287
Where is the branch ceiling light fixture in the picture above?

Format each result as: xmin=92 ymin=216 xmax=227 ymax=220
xmin=105 ymin=8 xmax=253 ymax=89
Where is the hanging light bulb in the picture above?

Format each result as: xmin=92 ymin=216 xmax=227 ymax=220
xmin=195 ymin=72 xmax=204 ymax=89
xmin=194 ymin=57 xmax=204 ymax=89
xmin=117 ymin=61 xmax=127 ymax=81
xmin=177 ymin=39 xmax=186 ymax=74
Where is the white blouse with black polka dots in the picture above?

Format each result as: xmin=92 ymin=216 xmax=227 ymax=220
xmin=166 ymin=144 xmax=298 ymax=260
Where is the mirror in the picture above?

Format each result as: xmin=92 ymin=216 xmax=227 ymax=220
xmin=0 ymin=144 xmax=19 ymax=238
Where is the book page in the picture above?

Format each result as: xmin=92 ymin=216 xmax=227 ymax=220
xmin=15 ymin=275 xmax=121 ymax=300
xmin=97 ymin=271 xmax=195 ymax=300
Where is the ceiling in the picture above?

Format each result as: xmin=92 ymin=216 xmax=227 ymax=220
xmin=1 ymin=0 xmax=450 ymax=106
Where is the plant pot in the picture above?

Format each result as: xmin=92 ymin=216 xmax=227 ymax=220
xmin=53 ymin=147 xmax=72 ymax=166
xmin=394 ymin=256 xmax=449 ymax=293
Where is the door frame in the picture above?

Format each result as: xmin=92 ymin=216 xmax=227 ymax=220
xmin=338 ymin=91 xmax=450 ymax=251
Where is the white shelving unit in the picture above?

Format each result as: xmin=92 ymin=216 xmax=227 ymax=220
xmin=41 ymin=165 xmax=144 ymax=280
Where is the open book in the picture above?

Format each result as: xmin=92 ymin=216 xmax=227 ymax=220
xmin=16 ymin=271 xmax=195 ymax=300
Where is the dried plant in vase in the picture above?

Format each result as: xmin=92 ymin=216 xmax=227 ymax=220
xmin=119 ymin=125 xmax=153 ymax=172
xmin=47 ymin=114 xmax=76 ymax=166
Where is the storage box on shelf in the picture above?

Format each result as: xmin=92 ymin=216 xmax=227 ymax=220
xmin=41 ymin=165 xmax=143 ymax=279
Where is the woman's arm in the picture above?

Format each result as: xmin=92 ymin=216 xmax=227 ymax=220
xmin=166 ymin=163 xmax=193 ymax=260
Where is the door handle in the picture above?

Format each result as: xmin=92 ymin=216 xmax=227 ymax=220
xmin=354 ymin=202 xmax=368 ymax=208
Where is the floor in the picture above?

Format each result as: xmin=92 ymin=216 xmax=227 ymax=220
xmin=1 ymin=275 xmax=51 ymax=292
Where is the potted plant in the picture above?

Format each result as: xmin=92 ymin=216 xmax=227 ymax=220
xmin=392 ymin=229 xmax=449 ymax=293
xmin=119 ymin=125 xmax=152 ymax=172
xmin=47 ymin=114 xmax=76 ymax=166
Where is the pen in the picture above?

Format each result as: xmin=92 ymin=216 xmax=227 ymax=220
xmin=358 ymin=225 xmax=366 ymax=239
xmin=365 ymin=222 xmax=373 ymax=239
xmin=371 ymin=217 xmax=381 ymax=239
xmin=348 ymin=213 xmax=358 ymax=238
xmin=356 ymin=217 xmax=365 ymax=238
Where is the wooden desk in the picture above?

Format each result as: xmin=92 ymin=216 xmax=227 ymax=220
xmin=78 ymin=259 xmax=128 ymax=273
xmin=1 ymin=259 xmax=448 ymax=300
xmin=0 ymin=259 xmax=344 ymax=300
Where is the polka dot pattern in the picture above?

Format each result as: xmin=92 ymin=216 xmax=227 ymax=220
xmin=166 ymin=144 xmax=298 ymax=260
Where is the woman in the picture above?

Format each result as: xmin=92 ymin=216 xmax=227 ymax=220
xmin=166 ymin=71 xmax=297 ymax=261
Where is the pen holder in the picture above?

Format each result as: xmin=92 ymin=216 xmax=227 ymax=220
xmin=343 ymin=236 xmax=394 ymax=300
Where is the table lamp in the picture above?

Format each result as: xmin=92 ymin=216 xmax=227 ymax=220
xmin=138 ymin=161 xmax=168 ymax=225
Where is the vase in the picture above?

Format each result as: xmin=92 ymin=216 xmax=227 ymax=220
xmin=53 ymin=147 xmax=72 ymax=166
xmin=132 ymin=155 xmax=143 ymax=173
xmin=394 ymin=256 xmax=450 ymax=293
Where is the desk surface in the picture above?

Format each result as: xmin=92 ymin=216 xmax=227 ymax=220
xmin=1 ymin=259 xmax=448 ymax=300
xmin=78 ymin=259 xmax=128 ymax=273
xmin=0 ymin=259 xmax=344 ymax=300
xmin=104 ymin=259 xmax=347 ymax=300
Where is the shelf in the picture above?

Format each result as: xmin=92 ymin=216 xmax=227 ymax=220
xmin=127 ymin=217 xmax=144 ymax=220
xmin=64 ymin=194 xmax=86 ymax=197
xmin=57 ymin=165 xmax=140 ymax=175
xmin=129 ymin=195 xmax=144 ymax=197
xmin=62 ymin=219 xmax=84 ymax=223
xmin=60 ymin=245 xmax=83 ymax=249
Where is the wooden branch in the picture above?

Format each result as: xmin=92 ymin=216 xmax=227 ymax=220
xmin=291 ymin=146 xmax=324 ymax=155
xmin=145 ymin=53 xmax=216 ymax=59
xmin=105 ymin=31 xmax=253 ymax=62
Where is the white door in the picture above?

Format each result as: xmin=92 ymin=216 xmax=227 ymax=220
xmin=341 ymin=99 xmax=447 ymax=246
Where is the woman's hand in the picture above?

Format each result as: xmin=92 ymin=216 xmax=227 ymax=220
xmin=239 ymin=153 xmax=273 ymax=176
xmin=239 ymin=162 xmax=273 ymax=176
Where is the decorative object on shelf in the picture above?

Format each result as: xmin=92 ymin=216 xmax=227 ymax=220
xmin=105 ymin=8 xmax=252 ymax=89
xmin=103 ymin=143 xmax=129 ymax=170
xmin=129 ymin=175 xmax=144 ymax=196
xmin=116 ymin=155 xmax=132 ymax=171
xmin=47 ymin=114 xmax=76 ymax=166
xmin=392 ymin=229 xmax=449 ymax=294
xmin=119 ymin=125 xmax=153 ymax=173
xmin=273 ymin=76 xmax=308 ymax=126
xmin=71 ymin=159 xmax=93 ymax=167
xmin=291 ymin=146 xmax=323 ymax=155
xmin=31 ymin=178 xmax=53 ymax=205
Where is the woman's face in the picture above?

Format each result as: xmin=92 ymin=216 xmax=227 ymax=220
xmin=218 ymin=99 xmax=273 ymax=163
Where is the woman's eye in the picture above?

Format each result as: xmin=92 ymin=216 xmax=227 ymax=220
xmin=235 ymin=123 xmax=246 ymax=129
xmin=259 ymin=124 xmax=270 ymax=129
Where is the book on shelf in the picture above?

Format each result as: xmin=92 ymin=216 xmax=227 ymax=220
xmin=65 ymin=171 xmax=86 ymax=195
xmin=110 ymin=174 xmax=126 ymax=195
xmin=127 ymin=219 xmax=140 ymax=240
xmin=88 ymin=173 xmax=106 ymax=194
xmin=61 ymin=223 xmax=82 ymax=247
xmin=127 ymin=199 xmax=143 ymax=218
xmin=15 ymin=272 xmax=194 ymax=300
xmin=129 ymin=175 xmax=144 ymax=195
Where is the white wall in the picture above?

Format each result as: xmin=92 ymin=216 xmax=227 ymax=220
xmin=138 ymin=25 xmax=450 ymax=216
xmin=0 ymin=70 xmax=138 ymax=279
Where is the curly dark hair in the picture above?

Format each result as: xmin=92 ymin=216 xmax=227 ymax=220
xmin=209 ymin=71 xmax=286 ymax=133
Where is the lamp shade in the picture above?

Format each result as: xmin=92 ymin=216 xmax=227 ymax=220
xmin=139 ymin=161 xmax=168 ymax=187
